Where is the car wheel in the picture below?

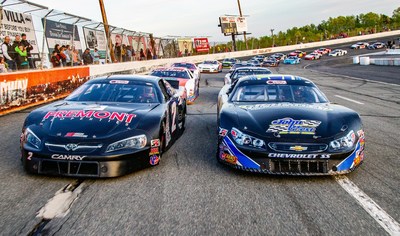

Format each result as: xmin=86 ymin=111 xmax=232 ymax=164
xmin=216 ymin=138 xmax=224 ymax=164
xmin=178 ymin=104 xmax=186 ymax=134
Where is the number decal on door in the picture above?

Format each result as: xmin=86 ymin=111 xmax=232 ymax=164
xmin=171 ymin=102 xmax=177 ymax=133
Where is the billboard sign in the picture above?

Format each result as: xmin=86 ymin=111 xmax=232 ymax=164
xmin=83 ymin=27 xmax=107 ymax=59
xmin=194 ymin=38 xmax=210 ymax=52
xmin=219 ymin=16 xmax=248 ymax=36
xmin=43 ymin=19 xmax=82 ymax=52
xmin=177 ymin=38 xmax=193 ymax=56
xmin=0 ymin=9 xmax=40 ymax=60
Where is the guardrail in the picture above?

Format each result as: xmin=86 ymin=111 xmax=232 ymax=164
xmin=1 ymin=30 xmax=399 ymax=116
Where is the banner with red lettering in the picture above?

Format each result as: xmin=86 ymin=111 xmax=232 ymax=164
xmin=194 ymin=38 xmax=210 ymax=52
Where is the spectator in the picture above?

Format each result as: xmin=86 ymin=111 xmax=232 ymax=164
xmin=15 ymin=44 xmax=29 ymax=70
xmin=0 ymin=57 xmax=8 ymax=73
xmin=50 ymin=51 xmax=61 ymax=68
xmin=20 ymin=33 xmax=35 ymax=69
xmin=1 ymin=36 xmax=16 ymax=71
xmin=71 ymin=48 xmax=81 ymax=66
xmin=114 ymin=43 xmax=121 ymax=62
xmin=122 ymin=44 xmax=127 ymax=62
xmin=59 ymin=46 xmax=67 ymax=67
xmin=93 ymin=48 xmax=100 ymax=64
xmin=54 ymin=44 xmax=61 ymax=54
xmin=146 ymin=48 xmax=152 ymax=60
xmin=64 ymin=45 xmax=72 ymax=66
xmin=12 ymin=34 xmax=21 ymax=58
xmin=131 ymin=47 xmax=136 ymax=61
xmin=82 ymin=48 xmax=93 ymax=65
xmin=139 ymin=48 xmax=145 ymax=60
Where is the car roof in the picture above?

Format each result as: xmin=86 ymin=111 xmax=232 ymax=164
xmin=89 ymin=74 xmax=161 ymax=84
xmin=234 ymin=66 xmax=269 ymax=70
xmin=236 ymin=74 xmax=314 ymax=85
xmin=153 ymin=67 xmax=188 ymax=72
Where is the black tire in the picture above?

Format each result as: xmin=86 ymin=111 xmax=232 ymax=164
xmin=178 ymin=104 xmax=186 ymax=134
xmin=216 ymin=138 xmax=224 ymax=164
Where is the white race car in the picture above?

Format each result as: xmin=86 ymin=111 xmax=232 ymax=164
xmin=171 ymin=62 xmax=201 ymax=80
xmin=350 ymin=42 xmax=369 ymax=49
xmin=329 ymin=49 xmax=348 ymax=56
xmin=198 ymin=60 xmax=223 ymax=73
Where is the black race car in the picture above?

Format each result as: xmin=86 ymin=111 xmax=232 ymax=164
xmin=224 ymin=67 xmax=272 ymax=85
xmin=217 ymin=74 xmax=365 ymax=175
xmin=20 ymin=75 xmax=186 ymax=177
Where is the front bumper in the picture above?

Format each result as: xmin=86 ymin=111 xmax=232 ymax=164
xmin=199 ymin=67 xmax=219 ymax=73
xmin=21 ymin=148 xmax=152 ymax=177
xmin=217 ymin=136 xmax=364 ymax=175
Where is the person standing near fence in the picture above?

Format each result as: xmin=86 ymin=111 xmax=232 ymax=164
xmin=20 ymin=33 xmax=35 ymax=69
xmin=71 ymin=48 xmax=80 ymax=66
xmin=82 ymin=48 xmax=93 ymax=65
xmin=93 ymin=48 xmax=100 ymax=64
xmin=59 ymin=46 xmax=67 ymax=67
xmin=139 ymin=48 xmax=145 ymax=60
xmin=50 ymin=51 xmax=61 ymax=68
xmin=15 ymin=44 xmax=29 ymax=70
xmin=64 ymin=45 xmax=72 ymax=66
xmin=1 ymin=36 xmax=16 ymax=71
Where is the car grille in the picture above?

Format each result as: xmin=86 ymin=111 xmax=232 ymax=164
xmin=40 ymin=160 xmax=99 ymax=176
xmin=45 ymin=142 xmax=103 ymax=154
xmin=268 ymin=143 xmax=328 ymax=153
xmin=270 ymin=159 xmax=328 ymax=174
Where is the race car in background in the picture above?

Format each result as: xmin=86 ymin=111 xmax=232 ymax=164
xmin=314 ymin=48 xmax=331 ymax=55
xmin=367 ymin=42 xmax=386 ymax=49
xmin=150 ymin=67 xmax=200 ymax=104
xmin=350 ymin=42 xmax=369 ymax=49
xmin=224 ymin=67 xmax=272 ymax=85
xmin=304 ymin=52 xmax=322 ymax=60
xmin=288 ymin=50 xmax=306 ymax=58
xmin=222 ymin=58 xmax=240 ymax=68
xmin=270 ymin=53 xmax=287 ymax=61
xmin=171 ymin=62 xmax=200 ymax=80
xmin=252 ymin=55 xmax=265 ymax=62
xmin=283 ymin=56 xmax=301 ymax=64
xmin=261 ymin=57 xmax=280 ymax=67
xmin=217 ymin=74 xmax=365 ymax=175
xmin=329 ymin=49 xmax=348 ymax=56
xmin=20 ymin=75 xmax=186 ymax=177
xmin=198 ymin=60 xmax=223 ymax=73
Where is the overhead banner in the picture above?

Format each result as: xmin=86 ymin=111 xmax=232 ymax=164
xmin=111 ymin=33 xmax=130 ymax=46
xmin=0 ymin=9 xmax=40 ymax=60
xmin=128 ymin=36 xmax=147 ymax=58
xmin=83 ymin=27 xmax=107 ymax=59
xmin=219 ymin=16 xmax=248 ymax=36
xmin=194 ymin=38 xmax=210 ymax=52
xmin=177 ymin=38 xmax=193 ymax=56
xmin=43 ymin=19 xmax=82 ymax=52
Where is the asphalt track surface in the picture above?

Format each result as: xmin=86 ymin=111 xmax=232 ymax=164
xmin=0 ymin=38 xmax=399 ymax=235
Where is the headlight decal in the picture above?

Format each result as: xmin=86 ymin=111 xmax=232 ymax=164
xmin=25 ymin=128 xmax=42 ymax=149
xmin=106 ymin=135 xmax=147 ymax=153
xmin=329 ymin=130 xmax=356 ymax=152
xmin=231 ymin=128 xmax=265 ymax=149
xmin=222 ymin=136 xmax=260 ymax=169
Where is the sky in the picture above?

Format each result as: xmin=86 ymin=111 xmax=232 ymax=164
xmin=10 ymin=0 xmax=400 ymax=42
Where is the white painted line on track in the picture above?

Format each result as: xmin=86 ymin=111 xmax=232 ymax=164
xmin=334 ymin=95 xmax=364 ymax=105
xmin=334 ymin=175 xmax=400 ymax=236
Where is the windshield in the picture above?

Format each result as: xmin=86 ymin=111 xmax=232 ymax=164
xmin=66 ymin=82 xmax=160 ymax=103
xmin=171 ymin=63 xmax=196 ymax=70
xmin=203 ymin=61 xmax=217 ymax=64
xmin=231 ymin=84 xmax=328 ymax=103
xmin=231 ymin=69 xmax=272 ymax=80
xmin=150 ymin=70 xmax=190 ymax=79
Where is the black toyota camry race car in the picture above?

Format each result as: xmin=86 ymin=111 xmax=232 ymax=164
xmin=217 ymin=74 xmax=365 ymax=175
xmin=20 ymin=75 xmax=186 ymax=177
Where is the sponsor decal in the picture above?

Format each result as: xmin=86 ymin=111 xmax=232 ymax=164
xmin=289 ymin=146 xmax=308 ymax=152
xmin=267 ymin=117 xmax=321 ymax=135
xmin=219 ymin=128 xmax=228 ymax=137
xmin=238 ymin=103 xmax=332 ymax=111
xmin=268 ymin=153 xmax=330 ymax=159
xmin=267 ymin=80 xmax=287 ymax=85
xmin=65 ymin=132 xmax=88 ymax=138
xmin=43 ymin=110 xmax=136 ymax=124
xmin=110 ymin=80 xmax=129 ymax=84
xmin=149 ymin=147 xmax=160 ymax=155
xmin=51 ymin=154 xmax=86 ymax=161
xmin=151 ymin=139 xmax=160 ymax=147
xmin=353 ymin=150 xmax=364 ymax=166
xmin=221 ymin=153 xmax=237 ymax=165
xmin=149 ymin=155 xmax=160 ymax=165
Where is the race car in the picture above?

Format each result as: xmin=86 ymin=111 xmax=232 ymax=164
xmin=283 ymin=56 xmax=301 ymax=64
xmin=217 ymin=74 xmax=365 ymax=175
xmin=288 ymin=50 xmax=306 ymax=58
xmin=261 ymin=57 xmax=280 ymax=67
xmin=350 ymin=42 xmax=369 ymax=49
xmin=198 ymin=60 xmax=223 ymax=73
xmin=222 ymin=58 xmax=240 ymax=68
xmin=329 ymin=49 xmax=348 ymax=56
xmin=252 ymin=55 xmax=265 ymax=62
xmin=20 ymin=75 xmax=186 ymax=177
xmin=248 ymin=59 xmax=261 ymax=67
xmin=171 ymin=62 xmax=200 ymax=80
xmin=271 ymin=53 xmax=287 ymax=61
xmin=150 ymin=67 xmax=199 ymax=104
xmin=367 ymin=42 xmax=386 ymax=49
xmin=304 ymin=52 xmax=321 ymax=60
xmin=224 ymin=67 xmax=272 ymax=85
xmin=314 ymin=48 xmax=331 ymax=54
xmin=229 ymin=62 xmax=255 ymax=73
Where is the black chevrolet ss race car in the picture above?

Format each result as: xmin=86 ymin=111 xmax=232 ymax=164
xmin=217 ymin=75 xmax=365 ymax=175
xmin=20 ymin=75 xmax=186 ymax=177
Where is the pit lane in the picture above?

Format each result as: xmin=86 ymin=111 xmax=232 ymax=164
xmin=0 ymin=39 xmax=399 ymax=235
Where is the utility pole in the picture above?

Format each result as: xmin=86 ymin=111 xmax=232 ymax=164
xmin=270 ymin=29 xmax=274 ymax=47
xmin=237 ymin=0 xmax=248 ymax=50
xmin=99 ymin=0 xmax=115 ymax=63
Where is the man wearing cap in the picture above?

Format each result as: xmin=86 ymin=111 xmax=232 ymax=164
xmin=20 ymin=33 xmax=35 ymax=69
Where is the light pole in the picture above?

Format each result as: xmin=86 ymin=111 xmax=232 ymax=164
xmin=237 ymin=0 xmax=248 ymax=50
xmin=270 ymin=29 xmax=275 ymax=47
xmin=99 ymin=0 xmax=115 ymax=63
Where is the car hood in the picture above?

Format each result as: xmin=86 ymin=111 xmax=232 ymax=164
xmin=230 ymin=102 xmax=360 ymax=141
xmin=199 ymin=64 xmax=218 ymax=68
xmin=28 ymin=102 xmax=159 ymax=138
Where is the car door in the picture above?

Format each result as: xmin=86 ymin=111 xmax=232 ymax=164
xmin=159 ymin=80 xmax=180 ymax=146
xmin=187 ymin=70 xmax=199 ymax=97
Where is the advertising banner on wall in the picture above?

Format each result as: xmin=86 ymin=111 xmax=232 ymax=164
xmin=0 ymin=9 xmax=40 ymax=60
xmin=83 ymin=27 xmax=107 ymax=59
xmin=177 ymin=38 xmax=193 ymax=56
xmin=43 ymin=19 xmax=82 ymax=52
xmin=193 ymin=38 xmax=210 ymax=52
